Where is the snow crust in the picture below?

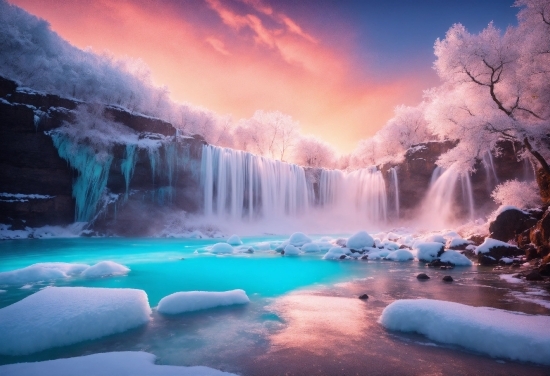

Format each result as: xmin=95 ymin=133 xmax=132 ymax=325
xmin=415 ymin=242 xmax=444 ymax=262
xmin=385 ymin=249 xmax=414 ymax=261
xmin=288 ymin=232 xmax=312 ymax=247
xmin=226 ymin=234 xmax=242 ymax=246
xmin=0 ymin=351 xmax=237 ymax=376
xmin=379 ymin=299 xmax=550 ymax=365
xmin=346 ymin=231 xmax=374 ymax=250
xmin=439 ymin=250 xmax=473 ymax=266
xmin=157 ymin=290 xmax=249 ymax=314
xmin=476 ymin=238 xmax=516 ymax=254
xmin=0 ymin=261 xmax=130 ymax=285
xmin=0 ymin=287 xmax=151 ymax=355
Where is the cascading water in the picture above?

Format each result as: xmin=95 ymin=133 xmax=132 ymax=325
xmin=420 ymin=165 xmax=474 ymax=227
xmin=120 ymin=144 xmax=137 ymax=201
xmin=482 ymin=151 xmax=499 ymax=192
xmin=390 ymin=167 xmax=400 ymax=219
xmin=201 ymin=145 xmax=310 ymax=220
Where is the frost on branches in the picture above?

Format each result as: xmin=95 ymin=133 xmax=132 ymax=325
xmin=425 ymin=0 xmax=550 ymax=174
xmin=491 ymin=179 xmax=542 ymax=209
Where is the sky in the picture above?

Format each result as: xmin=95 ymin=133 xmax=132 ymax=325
xmin=9 ymin=0 xmax=518 ymax=153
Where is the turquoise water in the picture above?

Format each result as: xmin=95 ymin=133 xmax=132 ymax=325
xmin=0 ymin=237 xmax=368 ymax=308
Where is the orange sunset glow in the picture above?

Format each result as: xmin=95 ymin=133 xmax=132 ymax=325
xmin=9 ymin=0 xmax=433 ymax=153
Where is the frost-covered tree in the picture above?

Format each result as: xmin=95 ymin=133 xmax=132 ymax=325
xmin=232 ymin=110 xmax=299 ymax=161
xmin=293 ymin=136 xmax=336 ymax=168
xmin=491 ymin=179 xmax=542 ymax=209
xmin=426 ymin=0 xmax=550 ymax=179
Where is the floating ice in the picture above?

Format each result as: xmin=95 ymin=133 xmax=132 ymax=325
xmin=415 ymin=242 xmax=444 ymax=262
xmin=0 ymin=287 xmax=151 ymax=355
xmin=439 ymin=250 xmax=473 ymax=266
xmin=283 ymin=244 xmax=300 ymax=256
xmin=80 ymin=261 xmax=130 ymax=278
xmin=226 ymin=234 xmax=243 ymax=246
xmin=0 ymin=261 xmax=130 ymax=285
xmin=346 ymin=231 xmax=374 ymax=250
xmin=288 ymin=232 xmax=312 ymax=247
xmin=0 ymin=351 xmax=237 ymax=376
xmin=385 ymin=249 xmax=414 ymax=261
xmin=157 ymin=290 xmax=249 ymax=314
xmin=379 ymin=299 xmax=550 ymax=365
xmin=210 ymin=243 xmax=234 ymax=254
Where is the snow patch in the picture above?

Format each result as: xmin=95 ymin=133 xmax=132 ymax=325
xmin=385 ymin=249 xmax=414 ymax=262
xmin=439 ymin=250 xmax=473 ymax=266
xmin=288 ymin=232 xmax=312 ymax=247
xmin=226 ymin=234 xmax=242 ymax=246
xmin=476 ymin=238 xmax=516 ymax=254
xmin=415 ymin=242 xmax=444 ymax=262
xmin=379 ymin=299 xmax=550 ymax=365
xmin=346 ymin=231 xmax=374 ymax=250
xmin=0 ymin=351 xmax=236 ymax=376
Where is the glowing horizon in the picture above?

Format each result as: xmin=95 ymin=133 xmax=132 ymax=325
xmin=8 ymin=0 xmax=516 ymax=153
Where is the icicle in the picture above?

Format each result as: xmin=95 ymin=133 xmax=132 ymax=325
xmin=50 ymin=132 xmax=112 ymax=222
xmin=120 ymin=144 xmax=137 ymax=201
xmin=147 ymin=146 xmax=160 ymax=185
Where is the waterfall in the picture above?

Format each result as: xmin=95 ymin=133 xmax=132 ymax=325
xmin=482 ymin=151 xmax=499 ymax=192
xmin=390 ymin=167 xmax=400 ymax=219
xmin=50 ymin=132 xmax=113 ymax=222
xmin=421 ymin=165 xmax=475 ymax=227
xmin=201 ymin=145 xmax=310 ymax=220
xmin=120 ymin=144 xmax=137 ymax=201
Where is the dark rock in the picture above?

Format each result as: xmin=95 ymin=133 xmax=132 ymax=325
xmin=442 ymin=276 xmax=453 ymax=282
xmin=479 ymin=254 xmax=498 ymax=266
xmin=489 ymin=208 xmax=537 ymax=242
xmin=530 ymin=208 xmax=550 ymax=258
xmin=536 ymin=167 xmax=550 ymax=205
xmin=539 ymin=263 xmax=550 ymax=277
xmin=417 ymin=273 xmax=430 ymax=280
xmin=358 ymin=294 xmax=369 ymax=300
xmin=0 ymin=76 xmax=18 ymax=98
xmin=339 ymin=254 xmax=347 ymax=260
xmin=105 ymin=106 xmax=175 ymax=137
xmin=335 ymin=238 xmax=347 ymax=247
xmin=427 ymin=259 xmax=454 ymax=268
xmin=399 ymin=244 xmax=411 ymax=250
xmin=281 ymin=250 xmax=285 ymax=255
xmin=511 ymin=263 xmax=521 ymax=268
xmin=525 ymin=271 xmax=544 ymax=281
xmin=360 ymin=255 xmax=369 ymax=260
xmin=467 ymin=234 xmax=485 ymax=246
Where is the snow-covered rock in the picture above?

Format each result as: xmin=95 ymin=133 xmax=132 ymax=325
xmin=301 ymin=242 xmax=320 ymax=253
xmin=0 ymin=287 xmax=151 ymax=355
xmin=379 ymin=299 xmax=550 ymax=365
xmin=323 ymin=247 xmax=349 ymax=260
xmin=367 ymin=250 xmax=391 ymax=260
xmin=283 ymin=244 xmax=300 ymax=255
xmin=288 ymin=232 xmax=312 ymax=247
xmin=381 ymin=241 xmax=400 ymax=251
xmin=439 ymin=250 xmax=473 ymax=266
xmin=210 ymin=243 xmax=234 ymax=254
xmin=346 ymin=231 xmax=374 ymax=250
xmin=0 ymin=351 xmax=237 ymax=376
xmin=385 ymin=249 xmax=414 ymax=262
xmin=476 ymin=238 xmax=518 ymax=254
xmin=226 ymin=234 xmax=243 ymax=246
xmin=415 ymin=242 xmax=444 ymax=262
xmin=423 ymin=234 xmax=446 ymax=244
xmin=80 ymin=261 xmax=130 ymax=278
xmin=157 ymin=290 xmax=249 ymax=314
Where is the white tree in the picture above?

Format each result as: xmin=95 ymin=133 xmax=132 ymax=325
xmin=293 ymin=136 xmax=336 ymax=168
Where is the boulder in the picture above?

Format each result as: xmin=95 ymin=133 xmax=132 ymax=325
xmin=416 ymin=242 xmax=445 ymax=262
xmin=346 ymin=231 xmax=374 ymax=250
xmin=489 ymin=207 xmax=537 ymax=242
xmin=529 ymin=208 xmax=550 ymax=258
xmin=476 ymin=238 xmax=523 ymax=265
xmin=358 ymin=294 xmax=369 ymax=300
xmin=416 ymin=273 xmax=430 ymax=280
xmin=442 ymin=276 xmax=453 ymax=282
xmin=525 ymin=271 xmax=544 ymax=281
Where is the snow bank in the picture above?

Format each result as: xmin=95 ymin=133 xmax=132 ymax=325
xmin=346 ymin=231 xmax=374 ymax=250
xmin=0 ymin=287 xmax=151 ymax=355
xmin=415 ymin=242 xmax=444 ymax=262
xmin=476 ymin=238 xmax=516 ymax=254
xmin=226 ymin=234 xmax=242 ymax=246
xmin=283 ymin=244 xmax=300 ymax=255
xmin=439 ymin=250 xmax=473 ymax=266
xmin=301 ymin=242 xmax=320 ymax=253
xmin=379 ymin=299 xmax=550 ymax=365
xmin=0 ymin=351 xmax=237 ymax=376
xmin=157 ymin=290 xmax=249 ymax=314
xmin=288 ymin=232 xmax=311 ymax=247
xmin=323 ymin=247 xmax=349 ymax=260
xmin=0 ymin=261 xmax=129 ymax=285
xmin=385 ymin=249 xmax=414 ymax=262
xmin=210 ymin=243 xmax=234 ymax=254
xmin=80 ymin=261 xmax=130 ymax=278
xmin=367 ymin=250 xmax=391 ymax=260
